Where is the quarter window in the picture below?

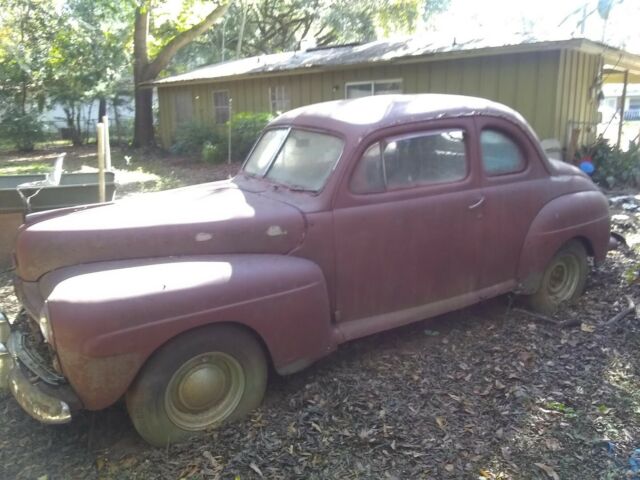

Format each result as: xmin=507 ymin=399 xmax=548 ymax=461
xmin=480 ymin=130 xmax=525 ymax=175
xmin=350 ymin=129 xmax=468 ymax=193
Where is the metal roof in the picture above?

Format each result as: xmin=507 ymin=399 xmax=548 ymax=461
xmin=150 ymin=34 xmax=640 ymax=87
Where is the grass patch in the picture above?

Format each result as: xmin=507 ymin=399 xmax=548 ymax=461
xmin=0 ymin=162 xmax=52 ymax=175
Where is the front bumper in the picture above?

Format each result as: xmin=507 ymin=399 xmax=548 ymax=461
xmin=0 ymin=311 xmax=73 ymax=424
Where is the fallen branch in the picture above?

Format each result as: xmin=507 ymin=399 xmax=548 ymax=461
xmin=512 ymin=308 xmax=581 ymax=328
xmin=605 ymin=296 xmax=636 ymax=326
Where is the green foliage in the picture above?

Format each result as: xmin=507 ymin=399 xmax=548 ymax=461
xmin=170 ymin=122 xmax=218 ymax=155
xmin=228 ymin=112 xmax=273 ymax=161
xmin=544 ymin=401 xmax=577 ymax=417
xmin=0 ymin=0 xmax=60 ymax=113
xmin=0 ymin=109 xmax=45 ymax=152
xmin=171 ymin=0 xmax=450 ymax=73
xmin=578 ymin=138 xmax=640 ymax=189
xmin=201 ymin=141 xmax=225 ymax=164
xmin=169 ymin=112 xmax=272 ymax=162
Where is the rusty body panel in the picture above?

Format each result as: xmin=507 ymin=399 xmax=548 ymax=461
xmin=5 ymin=94 xmax=610 ymax=416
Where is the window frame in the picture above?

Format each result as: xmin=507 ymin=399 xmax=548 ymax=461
xmin=344 ymin=79 xmax=403 ymax=99
xmin=479 ymin=128 xmax=528 ymax=177
xmin=349 ymin=127 xmax=471 ymax=194
xmin=212 ymin=89 xmax=230 ymax=125
xmin=269 ymin=85 xmax=291 ymax=114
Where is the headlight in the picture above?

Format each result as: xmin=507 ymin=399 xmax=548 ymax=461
xmin=38 ymin=304 xmax=54 ymax=344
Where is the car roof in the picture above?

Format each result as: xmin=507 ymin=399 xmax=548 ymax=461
xmin=269 ymin=94 xmax=531 ymax=137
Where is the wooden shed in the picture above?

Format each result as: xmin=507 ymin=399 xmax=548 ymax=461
xmin=151 ymin=35 xmax=640 ymax=157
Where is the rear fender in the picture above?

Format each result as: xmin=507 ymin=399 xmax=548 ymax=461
xmin=516 ymin=191 xmax=610 ymax=293
xmin=41 ymin=254 xmax=335 ymax=410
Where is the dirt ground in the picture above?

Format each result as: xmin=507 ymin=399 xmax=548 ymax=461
xmin=1 ymin=147 xmax=640 ymax=479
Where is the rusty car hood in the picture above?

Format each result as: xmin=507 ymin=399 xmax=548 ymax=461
xmin=14 ymin=181 xmax=306 ymax=281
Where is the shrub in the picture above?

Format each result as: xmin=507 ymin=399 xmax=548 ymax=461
xmin=228 ymin=112 xmax=273 ymax=161
xmin=0 ymin=109 xmax=45 ymax=152
xmin=170 ymin=113 xmax=273 ymax=162
xmin=170 ymin=122 xmax=218 ymax=155
xmin=201 ymin=141 xmax=225 ymax=164
xmin=577 ymin=138 xmax=640 ymax=189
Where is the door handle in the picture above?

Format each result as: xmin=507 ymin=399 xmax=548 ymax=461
xmin=468 ymin=196 xmax=485 ymax=210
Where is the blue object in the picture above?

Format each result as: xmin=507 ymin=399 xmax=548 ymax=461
xmin=580 ymin=161 xmax=595 ymax=175
xmin=629 ymin=448 xmax=640 ymax=476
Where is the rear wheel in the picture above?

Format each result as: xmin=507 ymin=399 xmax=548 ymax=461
xmin=126 ymin=325 xmax=267 ymax=447
xmin=528 ymin=240 xmax=588 ymax=314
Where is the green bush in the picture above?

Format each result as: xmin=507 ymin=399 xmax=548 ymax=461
xmin=228 ymin=112 xmax=273 ymax=161
xmin=0 ymin=109 xmax=45 ymax=152
xmin=170 ymin=113 xmax=272 ymax=162
xmin=170 ymin=122 xmax=218 ymax=155
xmin=577 ymin=138 xmax=640 ymax=189
xmin=201 ymin=141 xmax=225 ymax=164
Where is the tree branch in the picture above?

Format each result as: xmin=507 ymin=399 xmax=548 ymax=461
xmin=145 ymin=0 xmax=230 ymax=80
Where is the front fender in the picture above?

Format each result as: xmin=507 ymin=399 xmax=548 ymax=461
xmin=516 ymin=191 xmax=610 ymax=293
xmin=41 ymin=254 xmax=335 ymax=410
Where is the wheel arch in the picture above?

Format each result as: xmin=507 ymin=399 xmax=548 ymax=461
xmin=516 ymin=191 xmax=609 ymax=294
xmin=46 ymin=254 xmax=337 ymax=410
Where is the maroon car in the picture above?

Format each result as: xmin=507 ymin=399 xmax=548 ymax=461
xmin=0 ymin=94 xmax=610 ymax=446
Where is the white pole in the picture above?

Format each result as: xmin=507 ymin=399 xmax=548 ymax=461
xmin=97 ymin=123 xmax=106 ymax=203
xmin=228 ymin=97 xmax=233 ymax=165
xmin=102 ymin=115 xmax=111 ymax=170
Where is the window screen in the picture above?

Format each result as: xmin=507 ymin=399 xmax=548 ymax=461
xmin=270 ymin=86 xmax=291 ymax=113
xmin=174 ymin=91 xmax=194 ymax=126
xmin=346 ymin=80 xmax=403 ymax=99
xmin=213 ymin=90 xmax=230 ymax=124
xmin=480 ymin=130 xmax=525 ymax=175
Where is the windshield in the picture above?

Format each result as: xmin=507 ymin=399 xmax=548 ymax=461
xmin=243 ymin=128 xmax=344 ymax=191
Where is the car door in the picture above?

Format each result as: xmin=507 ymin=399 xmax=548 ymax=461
xmin=332 ymin=119 xmax=485 ymax=334
xmin=473 ymin=116 xmax=551 ymax=290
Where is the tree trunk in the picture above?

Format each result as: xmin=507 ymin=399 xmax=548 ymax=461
xmin=131 ymin=1 xmax=230 ymax=148
xmin=133 ymin=84 xmax=154 ymax=147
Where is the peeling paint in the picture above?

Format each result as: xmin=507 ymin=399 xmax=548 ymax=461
xmin=266 ymin=225 xmax=287 ymax=237
xmin=195 ymin=232 xmax=213 ymax=242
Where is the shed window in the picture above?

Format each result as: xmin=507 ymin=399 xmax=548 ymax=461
xmin=480 ymin=130 xmax=525 ymax=176
xmin=174 ymin=90 xmax=194 ymax=126
xmin=345 ymin=80 xmax=403 ymax=99
xmin=213 ymin=90 xmax=230 ymax=124
xmin=270 ymin=86 xmax=290 ymax=114
xmin=351 ymin=129 xmax=467 ymax=193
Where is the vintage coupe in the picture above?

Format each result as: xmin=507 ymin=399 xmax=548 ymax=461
xmin=0 ymin=95 xmax=610 ymax=446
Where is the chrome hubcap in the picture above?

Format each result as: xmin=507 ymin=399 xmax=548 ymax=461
xmin=546 ymin=255 xmax=580 ymax=302
xmin=165 ymin=352 xmax=245 ymax=431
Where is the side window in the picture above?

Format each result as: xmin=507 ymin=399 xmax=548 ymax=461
xmin=350 ymin=143 xmax=384 ymax=194
xmin=480 ymin=130 xmax=525 ymax=176
xmin=384 ymin=130 xmax=467 ymax=189
xmin=350 ymin=129 xmax=467 ymax=193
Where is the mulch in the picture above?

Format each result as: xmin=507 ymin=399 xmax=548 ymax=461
xmin=1 ymin=246 xmax=640 ymax=479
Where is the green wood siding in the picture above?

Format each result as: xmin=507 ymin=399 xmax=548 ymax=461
xmin=554 ymin=50 xmax=600 ymax=147
xmin=157 ymin=48 xmax=597 ymax=151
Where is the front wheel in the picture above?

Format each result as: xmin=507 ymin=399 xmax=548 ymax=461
xmin=126 ymin=325 xmax=267 ymax=447
xmin=528 ymin=240 xmax=588 ymax=314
